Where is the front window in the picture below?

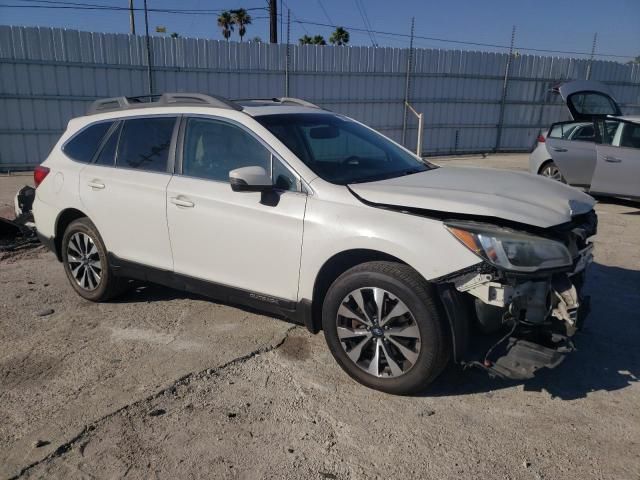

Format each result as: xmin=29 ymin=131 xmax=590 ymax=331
xmin=256 ymin=113 xmax=433 ymax=185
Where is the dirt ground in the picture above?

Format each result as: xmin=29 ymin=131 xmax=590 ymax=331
xmin=1 ymin=155 xmax=639 ymax=479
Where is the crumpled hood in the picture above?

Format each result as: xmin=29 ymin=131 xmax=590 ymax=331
xmin=349 ymin=166 xmax=595 ymax=228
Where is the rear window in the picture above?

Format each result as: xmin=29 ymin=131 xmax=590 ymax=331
xmin=568 ymin=92 xmax=618 ymax=116
xmin=116 ymin=117 xmax=176 ymax=172
xmin=63 ymin=122 xmax=113 ymax=162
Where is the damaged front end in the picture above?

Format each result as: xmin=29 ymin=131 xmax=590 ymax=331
xmin=437 ymin=209 xmax=597 ymax=380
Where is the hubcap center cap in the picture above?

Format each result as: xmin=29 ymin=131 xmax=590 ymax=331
xmin=371 ymin=327 xmax=384 ymax=337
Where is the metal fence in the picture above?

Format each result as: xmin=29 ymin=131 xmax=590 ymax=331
xmin=1 ymin=25 xmax=639 ymax=168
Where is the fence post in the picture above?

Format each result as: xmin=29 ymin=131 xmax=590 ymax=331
xmin=495 ymin=25 xmax=516 ymax=152
xmin=401 ymin=17 xmax=415 ymax=147
xmin=285 ymin=9 xmax=291 ymax=96
xmin=143 ymin=0 xmax=153 ymax=94
xmin=586 ymin=32 xmax=597 ymax=80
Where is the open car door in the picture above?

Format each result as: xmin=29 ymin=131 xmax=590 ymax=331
xmin=545 ymin=81 xmax=623 ymax=186
xmin=591 ymin=118 xmax=640 ymax=198
xmin=554 ymin=80 xmax=622 ymax=121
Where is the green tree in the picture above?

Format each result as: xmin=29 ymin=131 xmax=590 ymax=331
xmin=231 ymin=8 xmax=252 ymax=42
xmin=329 ymin=27 xmax=349 ymax=46
xmin=300 ymin=35 xmax=326 ymax=45
xmin=170 ymin=32 xmax=180 ymax=38
xmin=249 ymin=36 xmax=263 ymax=43
xmin=217 ymin=11 xmax=234 ymax=41
xmin=312 ymin=35 xmax=326 ymax=45
xmin=627 ymin=55 xmax=640 ymax=65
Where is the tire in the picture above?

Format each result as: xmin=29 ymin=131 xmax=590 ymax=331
xmin=61 ymin=217 xmax=126 ymax=302
xmin=538 ymin=160 xmax=565 ymax=183
xmin=322 ymin=261 xmax=449 ymax=395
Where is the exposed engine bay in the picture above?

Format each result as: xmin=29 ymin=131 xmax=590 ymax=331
xmin=438 ymin=209 xmax=597 ymax=380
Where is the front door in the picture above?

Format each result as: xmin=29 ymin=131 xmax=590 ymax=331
xmin=166 ymin=116 xmax=307 ymax=301
xmin=591 ymin=119 xmax=640 ymax=198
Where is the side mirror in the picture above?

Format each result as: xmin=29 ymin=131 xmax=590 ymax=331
xmin=229 ymin=166 xmax=273 ymax=192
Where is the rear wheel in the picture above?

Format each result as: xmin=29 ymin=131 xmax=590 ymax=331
xmin=539 ymin=161 xmax=565 ymax=183
xmin=61 ymin=217 xmax=126 ymax=302
xmin=322 ymin=261 xmax=449 ymax=395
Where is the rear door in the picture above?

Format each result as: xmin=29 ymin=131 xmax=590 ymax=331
xmin=545 ymin=121 xmax=596 ymax=186
xmin=591 ymin=119 xmax=640 ymax=198
xmin=79 ymin=115 xmax=178 ymax=270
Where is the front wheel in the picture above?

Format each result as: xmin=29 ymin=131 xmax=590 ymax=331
xmin=61 ymin=217 xmax=126 ymax=302
xmin=322 ymin=261 xmax=449 ymax=395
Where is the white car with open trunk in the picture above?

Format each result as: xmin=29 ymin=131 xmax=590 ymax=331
xmin=33 ymin=93 xmax=596 ymax=394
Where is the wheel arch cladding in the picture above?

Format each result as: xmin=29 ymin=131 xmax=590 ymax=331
xmin=54 ymin=208 xmax=89 ymax=261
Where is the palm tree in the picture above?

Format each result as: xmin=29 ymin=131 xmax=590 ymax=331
xmin=217 ymin=11 xmax=234 ymax=41
xmin=300 ymin=35 xmax=326 ymax=45
xmin=329 ymin=27 xmax=349 ymax=46
xmin=312 ymin=35 xmax=326 ymax=45
xmin=231 ymin=8 xmax=252 ymax=42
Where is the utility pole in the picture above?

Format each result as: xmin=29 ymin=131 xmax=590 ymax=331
xmin=143 ymin=0 xmax=153 ymax=94
xmin=269 ymin=0 xmax=278 ymax=43
xmin=129 ymin=0 xmax=136 ymax=35
xmin=401 ymin=17 xmax=415 ymax=146
xmin=586 ymin=32 xmax=598 ymax=80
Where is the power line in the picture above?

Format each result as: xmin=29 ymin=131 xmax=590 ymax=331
xmin=316 ymin=0 xmax=333 ymax=25
xmin=280 ymin=0 xmax=309 ymax=36
xmin=290 ymin=19 xmax=635 ymax=59
xmin=1 ymin=1 xmax=635 ymax=59
xmin=355 ymin=0 xmax=377 ymax=47
xmin=1 ymin=1 xmax=268 ymax=14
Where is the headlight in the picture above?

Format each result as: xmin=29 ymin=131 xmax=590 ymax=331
xmin=445 ymin=222 xmax=572 ymax=272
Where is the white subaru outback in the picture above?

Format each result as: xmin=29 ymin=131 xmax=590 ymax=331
xmin=33 ymin=94 xmax=597 ymax=394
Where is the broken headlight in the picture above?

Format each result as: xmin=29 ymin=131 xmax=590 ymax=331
xmin=445 ymin=222 xmax=572 ymax=273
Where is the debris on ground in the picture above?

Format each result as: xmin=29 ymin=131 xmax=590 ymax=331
xmin=0 ymin=186 xmax=39 ymax=253
xmin=35 ymin=308 xmax=54 ymax=317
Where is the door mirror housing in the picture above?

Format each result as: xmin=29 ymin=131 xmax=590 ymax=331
xmin=229 ymin=166 xmax=273 ymax=192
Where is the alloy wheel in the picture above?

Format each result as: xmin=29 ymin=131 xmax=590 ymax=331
xmin=336 ymin=287 xmax=421 ymax=378
xmin=67 ymin=232 xmax=102 ymax=291
xmin=541 ymin=164 xmax=563 ymax=181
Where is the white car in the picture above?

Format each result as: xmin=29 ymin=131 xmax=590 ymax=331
xmin=530 ymin=80 xmax=640 ymax=199
xmin=33 ymin=94 xmax=597 ymax=394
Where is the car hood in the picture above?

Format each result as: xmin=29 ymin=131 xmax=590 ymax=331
xmin=348 ymin=166 xmax=595 ymax=228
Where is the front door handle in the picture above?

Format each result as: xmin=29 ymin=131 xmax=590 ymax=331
xmin=87 ymin=180 xmax=105 ymax=189
xmin=604 ymin=156 xmax=622 ymax=163
xmin=170 ymin=196 xmax=195 ymax=208
xmin=552 ymin=147 xmax=568 ymax=152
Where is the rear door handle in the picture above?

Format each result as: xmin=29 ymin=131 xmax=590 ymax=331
xmin=604 ymin=156 xmax=622 ymax=163
xmin=170 ymin=196 xmax=195 ymax=208
xmin=551 ymin=147 xmax=568 ymax=152
xmin=87 ymin=180 xmax=105 ymax=189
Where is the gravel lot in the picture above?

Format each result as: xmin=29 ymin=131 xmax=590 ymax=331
xmin=1 ymin=155 xmax=639 ymax=479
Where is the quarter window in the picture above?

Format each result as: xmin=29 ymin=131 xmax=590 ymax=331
xmin=63 ymin=121 xmax=113 ymax=163
xmin=116 ymin=117 xmax=176 ymax=172
xmin=182 ymin=117 xmax=271 ymax=182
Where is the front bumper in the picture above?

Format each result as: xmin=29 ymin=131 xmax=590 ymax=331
xmin=439 ymin=241 xmax=594 ymax=380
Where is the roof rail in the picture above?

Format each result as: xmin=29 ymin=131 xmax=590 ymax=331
xmin=88 ymin=93 xmax=242 ymax=115
xmin=276 ymin=97 xmax=321 ymax=109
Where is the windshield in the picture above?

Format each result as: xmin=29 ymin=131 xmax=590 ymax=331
xmin=256 ymin=113 xmax=434 ymax=185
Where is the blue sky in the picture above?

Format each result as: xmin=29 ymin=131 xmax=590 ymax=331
xmin=1 ymin=0 xmax=638 ymax=61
